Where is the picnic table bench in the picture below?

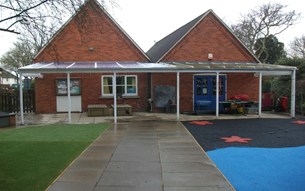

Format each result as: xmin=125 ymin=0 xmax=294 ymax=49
xmin=111 ymin=104 xmax=132 ymax=116
xmin=87 ymin=104 xmax=108 ymax=117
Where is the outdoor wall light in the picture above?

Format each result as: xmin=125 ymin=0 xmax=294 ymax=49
xmin=88 ymin=47 xmax=94 ymax=51
xmin=208 ymin=53 xmax=213 ymax=60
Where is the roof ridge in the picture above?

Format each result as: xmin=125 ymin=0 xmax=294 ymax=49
xmin=34 ymin=0 xmax=150 ymax=61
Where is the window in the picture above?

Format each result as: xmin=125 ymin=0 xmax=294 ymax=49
xmin=56 ymin=79 xmax=81 ymax=95
xmin=102 ymin=75 xmax=137 ymax=97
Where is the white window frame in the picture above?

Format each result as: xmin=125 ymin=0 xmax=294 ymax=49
xmin=101 ymin=75 xmax=138 ymax=97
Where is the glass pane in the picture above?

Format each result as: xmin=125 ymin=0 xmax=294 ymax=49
xmin=212 ymin=78 xmax=216 ymax=86
xmin=196 ymin=79 xmax=201 ymax=87
xmin=116 ymin=76 xmax=125 ymax=85
xmin=219 ymin=87 xmax=223 ymax=95
xmin=70 ymin=80 xmax=80 ymax=94
xmin=57 ymin=80 xmax=67 ymax=95
xmin=116 ymin=85 xmax=125 ymax=95
xmin=196 ymin=87 xmax=201 ymax=95
xmin=127 ymin=76 xmax=136 ymax=85
xmin=219 ymin=78 xmax=223 ymax=96
xmin=103 ymin=77 xmax=112 ymax=86
xmin=104 ymin=86 xmax=112 ymax=94
xmin=202 ymin=79 xmax=207 ymax=86
xmin=212 ymin=87 xmax=216 ymax=95
xmin=202 ymin=87 xmax=207 ymax=95
xmin=127 ymin=86 xmax=136 ymax=93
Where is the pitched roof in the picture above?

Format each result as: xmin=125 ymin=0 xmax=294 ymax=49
xmin=0 ymin=67 xmax=16 ymax=78
xmin=146 ymin=10 xmax=259 ymax=63
xmin=34 ymin=0 xmax=150 ymax=61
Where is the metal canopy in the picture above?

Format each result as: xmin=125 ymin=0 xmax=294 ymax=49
xmin=18 ymin=61 xmax=296 ymax=74
xmin=18 ymin=61 xmax=297 ymax=125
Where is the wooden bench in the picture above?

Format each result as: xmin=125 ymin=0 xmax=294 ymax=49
xmin=87 ymin=104 xmax=108 ymax=117
xmin=111 ymin=104 xmax=132 ymax=116
xmin=0 ymin=112 xmax=16 ymax=128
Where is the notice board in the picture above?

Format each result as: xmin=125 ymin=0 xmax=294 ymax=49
xmin=154 ymin=85 xmax=176 ymax=108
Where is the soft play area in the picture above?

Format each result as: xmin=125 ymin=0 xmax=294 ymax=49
xmin=183 ymin=118 xmax=305 ymax=191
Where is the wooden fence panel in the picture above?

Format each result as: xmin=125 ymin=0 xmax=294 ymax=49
xmin=0 ymin=90 xmax=35 ymax=113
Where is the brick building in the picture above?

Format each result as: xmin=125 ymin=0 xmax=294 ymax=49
xmin=20 ymin=0 xmax=296 ymax=117
xmin=34 ymin=0 xmax=150 ymax=113
xmin=146 ymin=10 xmax=259 ymax=112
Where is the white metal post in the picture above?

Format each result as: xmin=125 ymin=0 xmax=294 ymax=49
xmin=216 ymin=72 xmax=219 ymax=118
xmin=291 ymin=69 xmax=296 ymax=118
xmin=19 ymin=73 xmax=24 ymax=125
xmin=176 ymin=72 xmax=180 ymax=121
xmin=113 ymin=72 xmax=117 ymax=123
xmin=258 ymin=72 xmax=262 ymax=117
xmin=67 ymin=73 xmax=72 ymax=124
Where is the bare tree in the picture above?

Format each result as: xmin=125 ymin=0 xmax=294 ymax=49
xmin=231 ymin=3 xmax=301 ymax=61
xmin=290 ymin=35 xmax=305 ymax=59
xmin=1 ymin=0 xmax=118 ymax=64
xmin=0 ymin=39 xmax=34 ymax=81
xmin=0 ymin=0 xmax=81 ymax=34
xmin=0 ymin=0 xmax=118 ymax=34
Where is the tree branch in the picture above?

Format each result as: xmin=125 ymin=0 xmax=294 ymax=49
xmin=0 ymin=28 xmax=20 ymax=34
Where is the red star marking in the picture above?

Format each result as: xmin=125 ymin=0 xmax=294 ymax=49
xmin=292 ymin=120 xmax=305 ymax=124
xmin=189 ymin=121 xmax=214 ymax=125
xmin=221 ymin=136 xmax=253 ymax=143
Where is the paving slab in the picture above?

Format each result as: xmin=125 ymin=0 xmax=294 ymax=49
xmin=94 ymin=186 xmax=163 ymax=191
xmin=162 ymin=172 xmax=229 ymax=187
xmin=105 ymin=161 xmax=161 ymax=172
xmin=161 ymin=162 xmax=216 ymax=173
xmin=98 ymin=171 xmax=162 ymax=187
xmin=46 ymin=121 xmax=235 ymax=191
xmin=48 ymin=181 xmax=95 ymax=191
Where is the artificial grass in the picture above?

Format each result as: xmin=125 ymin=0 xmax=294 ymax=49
xmin=0 ymin=123 xmax=109 ymax=191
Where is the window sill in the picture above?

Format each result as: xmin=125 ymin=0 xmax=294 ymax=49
xmin=99 ymin=96 xmax=140 ymax=99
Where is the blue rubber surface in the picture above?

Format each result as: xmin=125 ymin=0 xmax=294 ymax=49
xmin=208 ymin=146 xmax=305 ymax=191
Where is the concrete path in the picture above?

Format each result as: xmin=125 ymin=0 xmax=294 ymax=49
xmin=47 ymin=121 xmax=234 ymax=191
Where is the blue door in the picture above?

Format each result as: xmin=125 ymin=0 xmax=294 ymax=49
xmin=194 ymin=75 xmax=226 ymax=113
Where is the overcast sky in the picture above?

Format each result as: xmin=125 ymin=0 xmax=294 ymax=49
xmin=0 ymin=0 xmax=304 ymax=56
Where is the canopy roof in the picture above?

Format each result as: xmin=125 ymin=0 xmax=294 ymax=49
xmin=19 ymin=61 xmax=296 ymax=75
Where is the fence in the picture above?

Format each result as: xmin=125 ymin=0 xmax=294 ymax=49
xmin=0 ymin=90 xmax=35 ymax=113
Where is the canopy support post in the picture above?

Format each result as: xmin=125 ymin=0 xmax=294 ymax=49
xmin=216 ymin=72 xmax=219 ymax=118
xmin=113 ymin=72 xmax=117 ymax=124
xmin=176 ymin=72 xmax=180 ymax=121
xmin=258 ymin=72 xmax=262 ymax=117
xmin=291 ymin=69 xmax=296 ymax=118
xmin=67 ymin=73 xmax=72 ymax=124
xmin=19 ymin=73 xmax=24 ymax=125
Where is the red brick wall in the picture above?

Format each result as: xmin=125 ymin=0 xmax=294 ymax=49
xmin=35 ymin=74 xmax=58 ymax=113
xmin=34 ymin=0 xmax=149 ymax=113
xmin=35 ymin=73 xmax=149 ymax=113
xmin=34 ymin=0 xmax=147 ymax=62
xmin=227 ymin=73 xmax=259 ymax=101
xmin=162 ymin=13 xmax=257 ymax=62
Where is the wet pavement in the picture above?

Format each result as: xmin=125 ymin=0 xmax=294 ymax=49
xmin=14 ymin=112 xmax=290 ymax=191
xmin=46 ymin=121 xmax=235 ymax=191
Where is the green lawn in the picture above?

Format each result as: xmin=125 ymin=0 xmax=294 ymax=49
xmin=0 ymin=123 xmax=109 ymax=191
